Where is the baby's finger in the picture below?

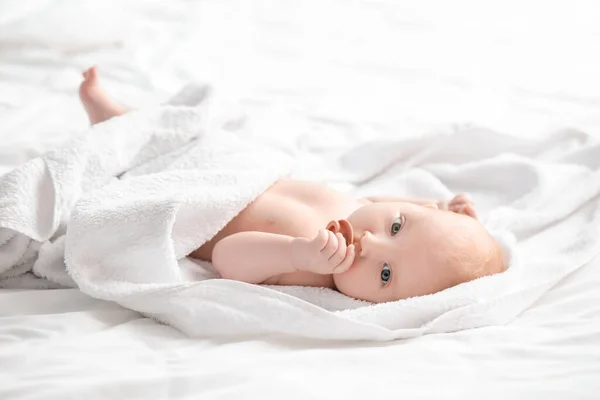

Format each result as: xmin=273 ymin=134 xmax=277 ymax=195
xmin=328 ymin=233 xmax=348 ymax=264
xmin=321 ymin=231 xmax=340 ymax=259
xmin=311 ymin=229 xmax=330 ymax=251
xmin=333 ymin=245 xmax=355 ymax=274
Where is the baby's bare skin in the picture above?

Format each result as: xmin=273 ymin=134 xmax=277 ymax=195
xmin=79 ymin=66 xmax=502 ymax=303
xmin=189 ymin=180 xmax=475 ymax=289
xmin=190 ymin=178 xmax=366 ymax=288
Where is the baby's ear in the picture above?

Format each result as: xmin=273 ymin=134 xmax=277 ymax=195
xmin=422 ymin=203 xmax=439 ymax=210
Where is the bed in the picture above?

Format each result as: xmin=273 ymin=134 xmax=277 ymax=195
xmin=2 ymin=0 xmax=600 ymax=398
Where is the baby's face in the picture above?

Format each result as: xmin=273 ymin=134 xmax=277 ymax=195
xmin=332 ymin=202 xmax=499 ymax=303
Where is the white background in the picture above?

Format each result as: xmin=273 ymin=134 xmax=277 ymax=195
xmin=1 ymin=1 xmax=600 ymax=398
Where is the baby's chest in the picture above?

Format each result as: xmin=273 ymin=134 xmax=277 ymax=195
xmin=235 ymin=191 xmax=327 ymax=239
xmin=191 ymin=179 xmax=360 ymax=261
xmin=248 ymin=180 xmax=361 ymax=236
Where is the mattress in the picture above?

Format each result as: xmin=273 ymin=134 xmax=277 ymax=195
xmin=2 ymin=0 xmax=600 ymax=398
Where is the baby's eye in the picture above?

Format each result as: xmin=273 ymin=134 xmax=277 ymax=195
xmin=381 ymin=263 xmax=391 ymax=285
xmin=390 ymin=217 xmax=403 ymax=236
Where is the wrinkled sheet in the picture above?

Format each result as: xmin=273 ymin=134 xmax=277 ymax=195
xmin=2 ymin=0 xmax=600 ymax=398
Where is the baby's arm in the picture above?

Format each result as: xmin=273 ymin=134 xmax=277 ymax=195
xmin=212 ymin=232 xmax=297 ymax=284
xmin=212 ymin=230 xmax=355 ymax=284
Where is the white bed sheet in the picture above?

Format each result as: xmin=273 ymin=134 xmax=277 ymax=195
xmin=1 ymin=0 xmax=600 ymax=398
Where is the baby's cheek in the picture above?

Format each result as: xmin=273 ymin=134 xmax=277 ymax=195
xmin=333 ymin=261 xmax=369 ymax=299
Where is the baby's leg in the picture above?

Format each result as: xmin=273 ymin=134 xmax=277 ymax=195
xmin=79 ymin=66 xmax=128 ymax=125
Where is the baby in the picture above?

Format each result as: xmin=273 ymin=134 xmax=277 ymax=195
xmin=80 ymin=67 xmax=505 ymax=303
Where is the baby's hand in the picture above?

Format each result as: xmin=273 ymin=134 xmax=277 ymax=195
xmin=438 ymin=194 xmax=478 ymax=219
xmin=291 ymin=229 xmax=356 ymax=275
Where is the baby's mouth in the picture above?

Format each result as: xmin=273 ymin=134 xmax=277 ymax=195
xmin=326 ymin=219 xmax=354 ymax=247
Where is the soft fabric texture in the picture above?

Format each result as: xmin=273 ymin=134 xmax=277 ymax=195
xmin=1 ymin=85 xmax=600 ymax=341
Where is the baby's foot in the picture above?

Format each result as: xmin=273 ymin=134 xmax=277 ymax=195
xmin=79 ymin=66 xmax=128 ymax=124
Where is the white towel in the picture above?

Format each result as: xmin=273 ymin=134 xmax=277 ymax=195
xmin=2 ymin=85 xmax=600 ymax=341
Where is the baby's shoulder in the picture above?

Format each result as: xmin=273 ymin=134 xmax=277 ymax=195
xmin=267 ymin=178 xmax=355 ymax=206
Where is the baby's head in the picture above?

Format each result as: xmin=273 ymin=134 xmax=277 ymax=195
xmin=331 ymin=202 xmax=505 ymax=303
